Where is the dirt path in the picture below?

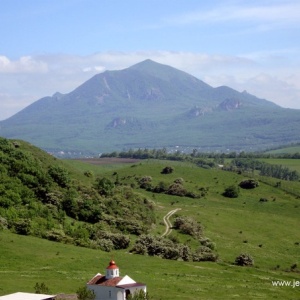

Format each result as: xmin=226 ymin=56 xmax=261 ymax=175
xmin=161 ymin=208 xmax=181 ymax=237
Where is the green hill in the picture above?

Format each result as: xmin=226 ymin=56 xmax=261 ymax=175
xmin=0 ymin=139 xmax=300 ymax=299
xmin=0 ymin=137 xmax=155 ymax=249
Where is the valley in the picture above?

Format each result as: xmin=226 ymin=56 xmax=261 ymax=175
xmin=0 ymin=138 xmax=299 ymax=299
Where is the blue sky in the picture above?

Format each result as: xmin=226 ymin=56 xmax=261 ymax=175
xmin=1 ymin=0 xmax=300 ymax=119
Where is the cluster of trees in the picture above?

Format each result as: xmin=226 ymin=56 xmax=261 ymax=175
xmin=0 ymin=138 xmax=155 ymax=250
xmin=130 ymin=214 xmax=217 ymax=262
xmin=101 ymin=148 xmax=218 ymax=168
xmin=138 ymin=173 xmax=202 ymax=199
xmin=130 ymin=234 xmax=217 ymax=262
xmin=101 ymin=148 xmax=300 ymax=175
xmin=228 ymin=158 xmax=299 ymax=181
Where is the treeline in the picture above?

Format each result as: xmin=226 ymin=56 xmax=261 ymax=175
xmin=101 ymin=148 xmax=300 ymax=161
xmin=227 ymin=158 xmax=299 ymax=181
xmin=102 ymin=148 xmax=300 ymax=181
xmin=0 ymin=138 xmax=155 ymax=250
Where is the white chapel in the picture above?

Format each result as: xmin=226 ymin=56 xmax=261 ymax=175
xmin=87 ymin=260 xmax=146 ymax=300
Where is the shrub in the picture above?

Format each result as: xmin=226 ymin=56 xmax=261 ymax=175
xmin=84 ymin=170 xmax=94 ymax=178
xmin=76 ymin=286 xmax=96 ymax=300
xmin=95 ymin=177 xmax=115 ymax=196
xmin=48 ymin=165 xmax=71 ymax=188
xmin=223 ymin=185 xmax=239 ymax=198
xmin=239 ymin=179 xmax=259 ymax=189
xmin=235 ymin=253 xmax=254 ymax=266
xmin=259 ymin=198 xmax=268 ymax=202
xmin=138 ymin=176 xmax=152 ymax=189
xmin=174 ymin=177 xmax=184 ymax=184
xmin=199 ymin=237 xmax=216 ymax=250
xmin=0 ymin=217 xmax=8 ymax=230
xmin=173 ymin=216 xmax=203 ymax=238
xmin=128 ymin=290 xmax=150 ymax=300
xmin=98 ymin=238 xmax=114 ymax=252
xmin=161 ymin=166 xmax=174 ymax=174
xmin=167 ymin=183 xmax=187 ymax=196
xmin=152 ymin=181 xmax=168 ymax=193
xmin=34 ymin=282 xmax=50 ymax=294
xmin=12 ymin=218 xmax=31 ymax=235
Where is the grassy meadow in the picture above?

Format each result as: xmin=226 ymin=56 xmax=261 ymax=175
xmin=1 ymin=158 xmax=300 ymax=299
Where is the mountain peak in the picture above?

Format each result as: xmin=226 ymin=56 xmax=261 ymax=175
xmin=128 ymin=59 xmax=206 ymax=85
xmin=128 ymin=59 xmax=174 ymax=75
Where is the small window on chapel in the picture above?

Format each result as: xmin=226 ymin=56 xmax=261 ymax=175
xmin=109 ymin=290 xmax=111 ymax=298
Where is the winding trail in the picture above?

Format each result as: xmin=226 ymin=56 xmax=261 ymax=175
xmin=161 ymin=208 xmax=181 ymax=237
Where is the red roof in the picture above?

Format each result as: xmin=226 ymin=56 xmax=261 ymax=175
xmin=106 ymin=260 xmax=119 ymax=269
xmin=88 ymin=274 xmax=123 ymax=287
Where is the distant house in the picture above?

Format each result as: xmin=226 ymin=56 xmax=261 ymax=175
xmin=87 ymin=260 xmax=146 ymax=300
xmin=0 ymin=292 xmax=55 ymax=300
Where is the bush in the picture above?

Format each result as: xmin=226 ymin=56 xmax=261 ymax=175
xmin=128 ymin=290 xmax=150 ymax=300
xmin=48 ymin=165 xmax=71 ymax=188
xmin=152 ymin=181 xmax=168 ymax=193
xmin=13 ymin=218 xmax=31 ymax=235
xmin=199 ymin=237 xmax=216 ymax=250
xmin=34 ymin=282 xmax=50 ymax=294
xmin=76 ymin=286 xmax=95 ymax=300
xmin=138 ymin=176 xmax=152 ymax=189
xmin=167 ymin=183 xmax=187 ymax=196
xmin=173 ymin=216 xmax=203 ymax=238
xmin=161 ymin=166 xmax=174 ymax=174
xmin=223 ymin=185 xmax=239 ymax=198
xmin=0 ymin=217 xmax=8 ymax=230
xmin=235 ymin=253 xmax=254 ymax=266
xmin=98 ymin=238 xmax=114 ymax=252
xmin=259 ymin=197 xmax=268 ymax=202
xmin=95 ymin=177 xmax=115 ymax=196
xmin=239 ymin=179 xmax=259 ymax=189
xmin=174 ymin=178 xmax=184 ymax=184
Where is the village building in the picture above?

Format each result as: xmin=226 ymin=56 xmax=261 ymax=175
xmin=87 ymin=260 xmax=146 ymax=300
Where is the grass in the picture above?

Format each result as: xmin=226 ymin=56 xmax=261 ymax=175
xmin=258 ymin=158 xmax=300 ymax=173
xmin=1 ymin=158 xmax=300 ymax=299
xmin=1 ymin=230 xmax=299 ymax=300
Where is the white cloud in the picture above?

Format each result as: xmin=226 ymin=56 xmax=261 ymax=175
xmin=0 ymin=55 xmax=48 ymax=73
xmin=0 ymin=50 xmax=299 ymax=120
xmin=165 ymin=1 xmax=300 ymax=28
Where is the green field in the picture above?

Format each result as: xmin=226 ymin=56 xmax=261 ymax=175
xmin=266 ymin=145 xmax=300 ymax=155
xmin=1 ymin=158 xmax=299 ymax=299
xmin=258 ymin=158 xmax=300 ymax=173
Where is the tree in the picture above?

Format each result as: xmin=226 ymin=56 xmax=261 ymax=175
xmin=95 ymin=177 xmax=115 ymax=196
xmin=161 ymin=166 xmax=174 ymax=174
xmin=48 ymin=165 xmax=71 ymax=188
xmin=76 ymin=286 xmax=96 ymax=300
xmin=34 ymin=282 xmax=50 ymax=294
xmin=239 ymin=179 xmax=259 ymax=189
xmin=223 ymin=185 xmax=239 ymax=198
xmin=235 ymin=253 xmax=254 ymax=266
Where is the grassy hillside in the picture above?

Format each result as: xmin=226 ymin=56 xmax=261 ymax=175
xmin=63 ymin=158 xmax=300 ymax=298
xmin=1 ymin=142 xmax=300 ymax=299
xmin=0 ymin=137 xmax=155 ymax=250
xmin=0 ymin=230 xmax=299 ymax=299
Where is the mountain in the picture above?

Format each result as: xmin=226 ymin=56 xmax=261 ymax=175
xmin=0 ymin=59 xmax=299 ymax=156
